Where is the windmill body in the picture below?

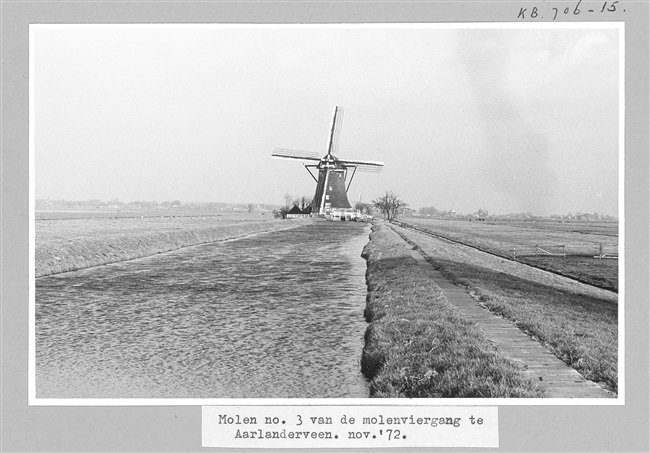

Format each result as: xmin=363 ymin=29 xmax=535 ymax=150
xmin=272 ymin=107 xmax=384 ymax=217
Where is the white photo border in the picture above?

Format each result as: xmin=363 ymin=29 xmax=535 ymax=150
xmin=28 ymin=21 xmax=626 ymax=407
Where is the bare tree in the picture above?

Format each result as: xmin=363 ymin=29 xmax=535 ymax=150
xmin=419 ymin=206 xmax=440 ymax=216
xmin=300 ymin=195 xmax=312 ymax=210
xmin=273 ymin=206 xmax=290 ymax=219
xmin=292 ymin=195 xmax=312 ymax=210
xmin=283 ymin=193 xmax=294 ymax=209
xmin=372 ymin=191 xmax=408 ymax=221
xmin=354 ymin=201 xmax=373 ymax=215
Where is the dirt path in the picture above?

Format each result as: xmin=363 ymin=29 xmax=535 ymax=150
xmin=395 ymin=232 xmax=615 ymax=398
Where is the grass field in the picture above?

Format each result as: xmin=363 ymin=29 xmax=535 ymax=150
xmin=391 ymin=223 xmax=618 ymax=393
xmin=361 ymin=223 xmax=543 ymax=398
xmin=35 ymin=209 xmax=300 ymax=277
xmin=35 ymin=207 xmax=272 ymax=220
xmin=402 ymin=218 xmax=619 ymax=292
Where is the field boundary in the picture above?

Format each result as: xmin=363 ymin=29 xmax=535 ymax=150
xmin=511 ymin=244 xmax=618 ymax=260
xmin=511 ymin=244 xmax=566 ymax=259
xmin=391 ymin=220 xmax=617 ymax=293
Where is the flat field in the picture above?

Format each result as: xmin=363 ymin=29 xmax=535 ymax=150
xmin=35 ymin=209 xmax=297 ymax=277
xmin=403 ymin=218 xmax=619 ymax=292
xmin=35 ymin=207 xmax=271 ymax=220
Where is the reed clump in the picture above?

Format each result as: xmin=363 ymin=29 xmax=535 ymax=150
xmin=361 ymin=222 xmax=543 ymax=398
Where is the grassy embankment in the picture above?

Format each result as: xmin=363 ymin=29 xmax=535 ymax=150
xmin=361 ymin=222 xmax=543 ymax=398
xmin=391 ymin=223 xmax=618 ymax=393
xmin=405 ymin=218 xmax=618 ymax=292
xmin=36 ymin=216 xmax=302 ymax=277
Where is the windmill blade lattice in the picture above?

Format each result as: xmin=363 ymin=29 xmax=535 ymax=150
xmin=349 ymin=164 xmax=383 ymax=173
xmin=271 ymin=148 xmax=321 ymax=161
xmin=338 ymin=157 xmax=384 ymax=173
xmin=329 ymin=107 xmax=344 ymax=156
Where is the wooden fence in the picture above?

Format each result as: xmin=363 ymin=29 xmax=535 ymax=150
xmin=511 ymin=245 xmax=565 ymax=260
xmin=388 ymin=220 xmax=618 ymax=262
xmin=511 ymin=243 xmax=618 ymax=260
xmin=595 ymin=244 xmax=618 ymax=259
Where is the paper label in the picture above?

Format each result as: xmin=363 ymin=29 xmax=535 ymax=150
xmin=202 ymin=405 xmax=498 ymax=448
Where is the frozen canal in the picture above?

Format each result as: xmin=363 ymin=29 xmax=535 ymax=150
xmin=35 ymin=221 xmax=370 ymax=398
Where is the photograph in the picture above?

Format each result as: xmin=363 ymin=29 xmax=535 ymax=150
xmin=30 ymin=23 xmax=622 ymax=403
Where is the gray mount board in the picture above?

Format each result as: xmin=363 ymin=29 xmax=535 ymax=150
xmin=2 ymin=1 xmax=648 ymax=452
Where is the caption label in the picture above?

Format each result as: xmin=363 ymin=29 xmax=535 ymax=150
xmin=202 ymin=405 xmax=498 ymax=448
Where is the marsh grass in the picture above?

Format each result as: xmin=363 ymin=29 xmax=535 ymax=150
xmin=361 ymin=224 xmax=543 ymax=398
xmin=393 ymin=225 xmax=618 ymax=393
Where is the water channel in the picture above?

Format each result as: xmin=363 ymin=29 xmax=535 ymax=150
xmin=35 ymin=221 xmax=371 ymax=398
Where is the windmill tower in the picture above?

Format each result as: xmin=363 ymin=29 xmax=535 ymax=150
xmin=272 ymin=106 xmax=384 ymax=217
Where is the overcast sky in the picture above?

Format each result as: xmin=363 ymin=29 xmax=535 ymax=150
xmin=32 ymin=24 xmax=621 ymax=216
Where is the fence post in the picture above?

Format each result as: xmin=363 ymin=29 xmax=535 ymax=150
xmin=563 ymin=245 xmax=566 ymax=258
xmin=512 ymin=245 xmax=516 ymax=261
xmin=599 ymin=243 xmax=602 ymax=259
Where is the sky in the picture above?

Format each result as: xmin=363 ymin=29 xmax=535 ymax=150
xmin=32 ymin=24 xmax=621 ymax=216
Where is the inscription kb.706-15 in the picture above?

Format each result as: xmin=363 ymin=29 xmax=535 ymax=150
xmin=517 ymin=0 xmax=624 ymax=20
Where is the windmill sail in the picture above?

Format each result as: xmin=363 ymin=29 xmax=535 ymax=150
xmin=328 ymin=107 xmax=344 ymax=156
xmin=271 ymin=148 xmax=321 ymax=161
xmin=272 ymin=106 xmax=384 ymax=216
xmin=336 ymin=157 xmax=384 ymax=172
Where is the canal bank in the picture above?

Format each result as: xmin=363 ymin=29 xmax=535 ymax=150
xmin=360 ymin=221 xmax=543 ymax=398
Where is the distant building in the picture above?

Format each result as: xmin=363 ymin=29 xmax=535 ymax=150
xmin=286 ymin=205 xmax=312 ymax=218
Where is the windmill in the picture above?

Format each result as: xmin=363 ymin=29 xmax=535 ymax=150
xmin=272 ymin=106 xmax=384 ymax=217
